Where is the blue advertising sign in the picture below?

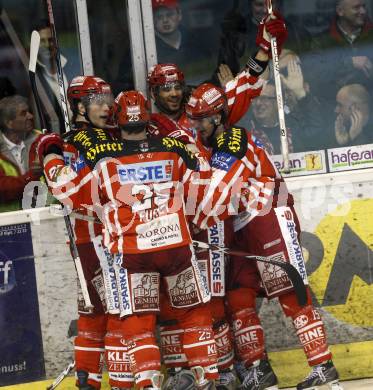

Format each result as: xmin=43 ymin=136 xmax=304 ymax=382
xmin=0 ymin=223 xmax=45 ymax=385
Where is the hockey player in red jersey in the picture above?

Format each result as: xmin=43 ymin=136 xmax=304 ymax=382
xmin=146 ymin=10 xmax=289 ymax=141
xmin=52 ymin=75 xmax=134 ymax=390
xmin=186 ymin=82 xmax=342 ymax=390
xmin=159 ymin=217 xmax=237 ymax=390
xmin=147 ymin=13 xmax=288 ymax=390
xmin=147 ymin=57 xmax=264 ymax=140
xmin=151 ymin=13 xmax=288 ymax=390
xmin=37 ymin=90 xmax=221 ymax=390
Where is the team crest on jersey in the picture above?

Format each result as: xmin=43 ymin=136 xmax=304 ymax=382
xmin=211 ymin=152 xmax=237 ymax=172
xmin=252 ymin=135 xmax=264 ymax=149
xmin=139 ymin=141 xmax=150 ymax=152
xmin=118 ymin=160 xmax=173 ymax=184
xmin=63 ymin=151 xmax=76 ymax=166
xmin=73 ymin=155 xmax=87 ymax=172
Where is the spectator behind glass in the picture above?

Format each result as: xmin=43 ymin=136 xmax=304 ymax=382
xmin=249 ymin=82 xmax=295 ymax=155
xmin=32 ymin=19 xmax=69 ymax=134
xmin=151 ymin=0 xmax=215 ymax=83
xmin=279 ymin=49 xmax=324 ymax=151
xmin=0 ymin=95 xmax=42 ymax=212
xmin=334 ymin=83 xmax=372 ymax=146
xmin=310 ymin=0 xmax=373 ymax=103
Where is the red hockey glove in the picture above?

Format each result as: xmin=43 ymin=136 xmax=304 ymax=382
xmin=23 ymin=164 xmax=44 ymax=182
xmin=256 ymin=11 xmax=288 ymax=57
xmin=36 ymin=133 xmax=63 ymax=166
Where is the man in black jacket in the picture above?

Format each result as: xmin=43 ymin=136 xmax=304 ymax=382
xmin=32 ymin=19 xmax=68 ymax=134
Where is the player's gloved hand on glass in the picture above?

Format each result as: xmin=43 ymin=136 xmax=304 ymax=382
xmin=256 ymin=10 xmax=288 ymax=57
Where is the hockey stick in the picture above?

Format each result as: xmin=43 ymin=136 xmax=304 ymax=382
xmin=266 ymin=0 xmax=290 ymax=174
xmin=60 ymin=207 xmax=306 ymax=305
xmin=193 ymin=240 xmax=308 ymax=306
xmin=46 ymin=360 xmax=75 ymax=390
xmin=29 ymin=9 xmax=93 ymax=312
xmin=29 ymin=31 xmax=47 ymax=133
xmin=45 ymin=0 xmax=71 ymax=133
xmin=59 ymin=208 xmax=307 ymax=304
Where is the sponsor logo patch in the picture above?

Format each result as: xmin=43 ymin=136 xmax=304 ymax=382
xmin=168 ymin=267 xmax=200 ymax=307
xmin=294 ymin=314 xmax=309 ymax=329
xmin=275 ymin=207 xmax=308 ymax=284
xmin=233 ymin=319 xmax=242 ymax=331
xmin=131 ymin=272 xmax=159 ymax=312
xmin=202 ymin=88 xmax=221 ymax=105
xmin=118 ymin=160 xmax=173 ymax=184
xmin=208 ymin=222 xmax=225 ymax=296
xmin=257 ymin=252 xmax=293 ymax=296
xmin=126 ymin=105 xmax=141 ymax=115
xmin=227 ymin=127 xmax=242 ymax=153
xmin=116 ymin=267 xmax=132 ymax=315
xmin=136 ymin=213 xmax=182 ymax=250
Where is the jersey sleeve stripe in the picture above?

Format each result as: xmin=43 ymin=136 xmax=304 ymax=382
xmin=101 ymin=161 xmax=124 ymax=251
xmin=49 ymin=170 xmax=93 ymax=201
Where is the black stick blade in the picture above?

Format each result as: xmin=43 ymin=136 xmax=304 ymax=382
xmin=254 ymin=256 xmax=308 ymax=306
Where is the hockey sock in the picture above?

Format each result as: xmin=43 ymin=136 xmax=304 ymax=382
xmin=179 ymin=305 xmax=219 ymax=381
xmin=159 ymin=324 xmax=187 ymax=369
xmin=105 ymin=315 xmax=134 ymax=388
xmin=75 ymin=314 xmax=106 ymax=389
xmin=279 ymin=291 xmax=332 ymax=365
xmin=210 ymin=298 xmax=234 ymax=372
xmin=227 ymin=288 xmax=266 ymax=367
xmin=122 ymin=314 xmax=161 ymax=388
xmin=214 ymin=320 xmax=234 ymax=371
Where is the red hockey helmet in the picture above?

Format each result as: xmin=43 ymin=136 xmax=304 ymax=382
xmin=67 ymin=76 xmax=112 ymax=105
xmin=185 ymin=83 xmax=228 ymax=119
xmin=152 ymin=0 xmax=179 ymax=10
xmin=114 ymin=90 xmax=150 ymax=128
xmin=147 ymin=63 xmax=185 ymax=89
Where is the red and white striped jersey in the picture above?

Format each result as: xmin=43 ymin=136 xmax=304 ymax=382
xmin=62 ymin=128 xmax=103 ymax=244
xmin=225 ymin=69 xmax=264 ymax=126
xmin=44 ymin=128 xmax=212 ymax=254
xmin=193 ymin=126 xmax=293 ymax=229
